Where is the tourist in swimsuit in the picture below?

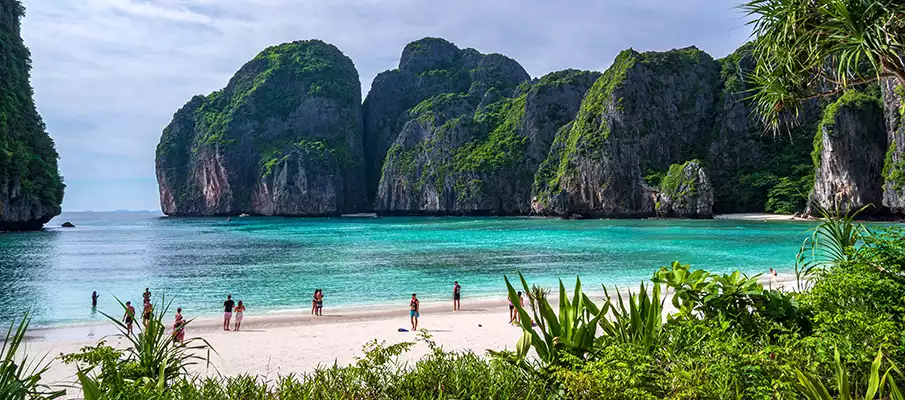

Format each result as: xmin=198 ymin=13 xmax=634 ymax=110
xmin=223 ymin=294 xmax=235 ymax=331
xmin=452 ymin=281 xmax=461 ymax=311
xmin=91 ymin=291 xmax=99 ymax=308
xmin=234 ymin=301 xmax=245 ymax=331
xmin=316 ymin=290 xmax=324 ymax=316
xmin=143 ymin=288 xmax=151 ymax=305
xmin=518 ymin=292 xmax=524 ymax=323
xmin=173 ymin=308 xmax=185 ymax=345
xmin=123 ymin=301 xmax=135 ymax=335
xmin=508 ymin=293 xmax=517 ymax=324
xmin=410 ymin=293 xmax=420 ymax=331
xmin=311 ymin=290 xmax=319 ymax=315
xmin=142 ymin=302 xmax=153 ymax=329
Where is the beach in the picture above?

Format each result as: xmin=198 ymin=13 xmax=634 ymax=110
xmin=30 ymin=297 xmax=523 ymax=393
xmin=27 ymin=273 xmax=796 ymax=397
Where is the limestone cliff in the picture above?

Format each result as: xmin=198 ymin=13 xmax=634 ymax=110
xmin=881 ymin=79 xmax=905 ymax=214
xmin=655 ymin=160 xmax=714 ymax=218
xmin=808 ymin=91 xmax=887 ymax=215
xmin=532 ymin=47 xmax=721 ymax=218
xmin=155 ymin=40 xmax=364 ymax=216
xmin=0 ymin=0 xmax=64 ymax=230
xmin=364 ymin=38 xmax=534 ymax=210
xmin=368 ymin=38 xmax=601 ymax=214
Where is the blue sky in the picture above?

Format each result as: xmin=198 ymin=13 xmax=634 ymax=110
xmin=21 ymin=0 xmax=752 ymax=211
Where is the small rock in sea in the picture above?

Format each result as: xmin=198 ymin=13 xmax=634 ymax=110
xmin=478 ymin=324 xmax=483 ymax=327
xmin=61 ymin=222 xmax=75 ymax=228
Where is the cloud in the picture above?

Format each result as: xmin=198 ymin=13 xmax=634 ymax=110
xmin=19 ymin=0 xmax=752 ymax=210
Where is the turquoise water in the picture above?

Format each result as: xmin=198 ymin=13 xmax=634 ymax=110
xmin=0 ymin=213 xmax=827 ymax=327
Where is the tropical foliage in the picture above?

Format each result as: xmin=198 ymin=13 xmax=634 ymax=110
xmin=742 ymin=0 xmax=905 ymax=130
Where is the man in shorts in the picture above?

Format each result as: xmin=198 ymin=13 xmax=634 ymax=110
xmin=223 ymin=294 xmax=235 ymax=331
xmin=123 ymin=301 xmax=135 ymax=335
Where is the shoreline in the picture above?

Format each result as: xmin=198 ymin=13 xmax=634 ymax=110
xmin=27 ymin=274 xmax=797 ymax=396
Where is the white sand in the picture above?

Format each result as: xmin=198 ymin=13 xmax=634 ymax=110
xmin=25 ymin=274 xmax=797 ymax=398
xmin=714 ymin=213 xmax=803 ymax=221
xmin=29 ymin=298 xmax=524 ymax=395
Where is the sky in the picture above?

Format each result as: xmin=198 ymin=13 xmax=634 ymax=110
xmin=20 ymin=0 xmax=753 ymax=211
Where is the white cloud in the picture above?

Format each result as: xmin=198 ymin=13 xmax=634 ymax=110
xmin=19 ymin=0 xmax=752 ymax=210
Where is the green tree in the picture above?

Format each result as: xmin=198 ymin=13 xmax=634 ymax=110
xmin=743 ymin=0 xmax=905 ymax=129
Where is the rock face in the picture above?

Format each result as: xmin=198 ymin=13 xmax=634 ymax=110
xmin=157 ymin=37 xmax=898 ymax=219
xmin=362 ymin=38 xmax=533 ymax=206
xmin=881 ymin=79 xmax=905 ymax=214
xmin=656 ymin=160 xmax=714 ymax=218
xmin=155 ymin=40 xmax=365 ymax=216
xmin=808 ymin=91 xmax=887 ymax=215
xmin=0 ymin=0 xmax=64 ymax=230
xmin=532 ymin=47 xmax=721 ymax=218
xmin=366 ymin=38 xmax=601 ymax=214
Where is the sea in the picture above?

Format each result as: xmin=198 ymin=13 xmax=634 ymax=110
xmin=0 ymin=212 xmax=839 ymax=327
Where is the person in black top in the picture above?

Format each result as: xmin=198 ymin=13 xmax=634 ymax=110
xmin=91 ymin=291 xmax=99 ymax=308
xmin=452 ymin=281 xmax=461 ymax=311
xmin=223 ymin=294 xmax=235 ymax=331
xmin=142 ymin=288 xmax=151 ymax=305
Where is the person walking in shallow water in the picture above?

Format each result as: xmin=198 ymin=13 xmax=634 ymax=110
xmin=223 ymin=294 xmax=235 ymax=331
xmin=143 ymin=288 xmax=151 ymax=305
xmin=452 ymin=281 xmax=461 ymax=311
xmin=91 ymin=291 xmax=99 ymax=308
xmin=410 ymin=293 xmax=420 ymax=331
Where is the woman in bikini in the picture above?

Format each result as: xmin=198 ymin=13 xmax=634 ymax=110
xmin=234 ymin=301 xmax=246 ymax=331
xmin=172 ymin=308 xmax=185 ymax=345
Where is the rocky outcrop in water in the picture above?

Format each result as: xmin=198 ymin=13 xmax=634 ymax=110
xmin=156 ymin=40 xmax=365 ymax=216
xmin=808 ymin=91 xmax=887 ymax=215
xmin=881 ymin=79 xmax=905 ymax=214
xmin=0 ymin=0 xmax=65 ymax=230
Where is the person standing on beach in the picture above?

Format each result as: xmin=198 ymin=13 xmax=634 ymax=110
xmin=142 ymin=302 xmax=153 ymax=328
xmin=91 ymin=291 xmax=99 ymax=308
xmin=143 ymin=288 xmax=151 ymax=305
xmin=452 ymin=281 xmax=461 ymax=311
xmin=234 ymin=301 xmax=245 ymax=331
xmin=311 ymin=289 xmax=319 ymax=315
xmin=223 ymin=294 xmax=235 ymax=331
xmin=123 ymin=301 xmax=135 ymax=335
xmin=316 ymin=290 xmax=324 ymax=316
xmin=410 ymin=293 xmax=420 ymax=331
xmin=173 ymin=308 xmax=185 ymax=345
